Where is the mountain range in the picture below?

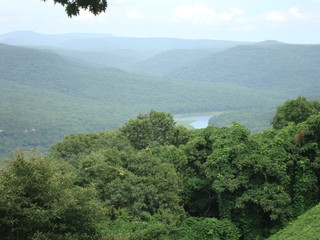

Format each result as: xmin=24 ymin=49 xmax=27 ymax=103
xmin=1 ymin=31 xmax=319 ymax=156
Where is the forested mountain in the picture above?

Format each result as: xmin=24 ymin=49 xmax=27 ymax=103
xmin=51 ymin=47 xmax=156 ymax=69
xmin=168 ymin=43 xmax=320 ymax=95
xmin=127 ymin=47 xmax=227 ymax=76
xmin=0 ymin=43 xmax=286 ymax=156
xmin=1 ymin=33 xmax=320 ymax=156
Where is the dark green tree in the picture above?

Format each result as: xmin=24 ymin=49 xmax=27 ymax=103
xmin=203 ymin=123 xmax=292 ymax=239
xmin=42 ymin=0 xmax=107 ymax=17
xmin=76 ymin=148 xmax=184 ymax=221
xmin=272 ymin=96 xmax=320 ymax=130
xmin=0 ymin=152 xmax=105 ymax=240
xmin=120 ymin=110 xmax=189 ymax=150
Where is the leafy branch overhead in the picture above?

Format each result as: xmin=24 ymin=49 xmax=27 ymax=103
xmin=42 ymin=0 xmax=108 ymax=17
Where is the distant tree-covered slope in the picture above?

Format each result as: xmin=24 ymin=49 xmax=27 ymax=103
xmin=209 ymin=108 xmax=276 ymax=133
xmin=51 ymin=47 xmax=156 ymax=69
xmin=128 ymin=47 xmax=232 ymax=76
xmin=267 ymin=203 xmax=320 ymax=240
xmin=0 ymin=43 xmax=286 ymax=156
xmin=168 ymin=43 xmax=320 ymax=95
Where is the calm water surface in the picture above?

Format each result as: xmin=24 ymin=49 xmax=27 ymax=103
xmin=174 ymin=115 xmax=214 ymax=129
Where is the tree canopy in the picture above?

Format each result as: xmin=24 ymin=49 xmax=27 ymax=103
xmin=1 ymin=100 xmax=320 ymax=239
xmin=272 ymin=96 xmax=320 ymax=130
xmin=42 ymin=0 xmax=108 ymax=17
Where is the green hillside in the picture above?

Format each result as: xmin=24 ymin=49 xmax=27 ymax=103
xmin=2 ymin=40 xmax=320 ymax=157
xmin=128 ymin=47 xmax=231 ymax=76
xmin=0 ymin=43 xmax=287 ymax=156
xmin=267 ymin=203 xmax=320 ymax=240
xmin=209 ymin=108 xmax=276 ymax=133
xmin=50 ymin=47 xmax=156 ymax=69
xmin=169 ymin=43 xmax=320 ymax=95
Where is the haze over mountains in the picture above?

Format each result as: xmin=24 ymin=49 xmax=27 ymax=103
xmin=1 ymin=31 xmax=319 ymax=156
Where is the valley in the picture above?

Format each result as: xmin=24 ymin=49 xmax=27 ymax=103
xmin=0 ymin=31 xmax=319 ymax=157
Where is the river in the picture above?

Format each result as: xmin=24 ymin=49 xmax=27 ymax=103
xmin=174 ymin=115 xmax=214 ymax=129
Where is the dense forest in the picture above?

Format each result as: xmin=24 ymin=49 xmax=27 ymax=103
xmin=2 ymin=32 xmax=320 ymax=157
xmin=1 ymin=96 xmax=320 ymax=239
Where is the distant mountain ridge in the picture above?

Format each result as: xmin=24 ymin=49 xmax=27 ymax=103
xmin=0 ymin=31 xmax=250 ymax=50
xmin=0 ymin=31 xmax=113 ymax=46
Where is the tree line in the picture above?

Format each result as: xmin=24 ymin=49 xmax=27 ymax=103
xmin=0 ymin=96 xmax=319 ymax=239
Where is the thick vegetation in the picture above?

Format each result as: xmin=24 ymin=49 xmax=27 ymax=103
xmin=1 ymin=97 xmax=320 ymax=239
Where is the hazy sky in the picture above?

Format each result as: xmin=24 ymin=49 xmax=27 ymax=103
xmin=1 ymin=0 xmax=320 ymax=43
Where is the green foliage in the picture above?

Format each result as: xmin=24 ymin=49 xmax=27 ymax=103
xmin=2 ymin=98 xmax=320 ymax=240
xmin=172 ymin=217 xmax=240 ymax=240
xmin=42 ymin=0 xmax=107 ymax=17
xmin=120 ymin=110 xmax=189 ymax=150
xmin=203 ymin=123 xmax=291 ymax=237
xmin=267 ymin=203 xmax=320 ymax=240
xmin=101 ymin=219 xmax=171 ymax=240
xmin=49 ymin=114 xmax=186 ymax=221
xmin=272 ymin=96 xmax=320 ymax=129
xmin=49 ymin=131 xmax=132 ymax=161
xmin=0 ymin=152 xmax=105 ymax=240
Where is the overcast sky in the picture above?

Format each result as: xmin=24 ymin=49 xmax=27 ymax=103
xmin=1 ymin=0 xmax=320 ymax=43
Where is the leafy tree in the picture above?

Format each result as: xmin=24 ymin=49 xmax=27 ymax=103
xmin=76 ymin=148 xmax=184 ymax=221
xmin=272 ymin=96 xmax=320 ymax=130
xmin=42 ymin=0 xmax=107 ymax=17
xmin=50 ymin=130 xmax=132 ymax=163
xmin=203 ymin=123 xmax=293 ymax=239
xmin=0 ymin=152 xmax=105 ymax=240
xmin=180 ymin=127 xmax=217 ymax=217
xmin=120 ymin=110 xmax=189 ymax=150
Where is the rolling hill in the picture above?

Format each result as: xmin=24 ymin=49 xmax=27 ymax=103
xmin=168 ymin=42 xmax=320 ymax=96
xmin=0 ymin=43 xmax=287 ymax=156
xmin=127 ymin=47 xmax=229 ymax=76
xmin=1 ymin=33 xmax=320 ymax=157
